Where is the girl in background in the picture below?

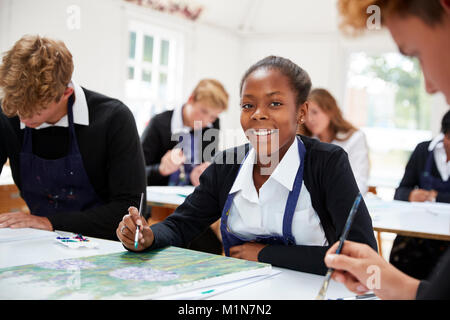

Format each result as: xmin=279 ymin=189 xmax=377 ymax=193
xmin=301 ymin=88 xmax=370 ymax=194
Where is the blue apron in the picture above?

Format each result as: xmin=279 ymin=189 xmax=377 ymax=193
xmin=419 ymin=142 xmax=450 ymax=193
xmin=19 ymin=94 xmax=103 ymax=216
xmin=220 ymin=137 xmax=306 ymax=256
xmin=169 ymin=131 xmax=198 ymax=186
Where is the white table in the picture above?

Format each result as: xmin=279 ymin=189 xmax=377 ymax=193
xmin=366 ymin=198 xmax=450 ymax=241
xmin=0 ymin=230 xmax=353 ymax=300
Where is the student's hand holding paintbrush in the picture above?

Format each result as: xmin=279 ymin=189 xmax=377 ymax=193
xmin=324 ymin=240 xmax=420 ymax=300
xmin=117 ymin=206 xmax=154 ymax=251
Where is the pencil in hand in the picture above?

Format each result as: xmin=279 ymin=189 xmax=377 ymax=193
xmin=134 ymin=192 xmax=144 ymax=249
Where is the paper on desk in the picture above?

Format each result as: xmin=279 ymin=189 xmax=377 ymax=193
xmin=411 ymin=201 xmax=450 ymax=215
xmin=147 ymin=186 xmax=195 ymax=196
xmin=159 ymin=269 xmax=282 ymax=300
xmin=0 ymin=228 xmax=57 ymax=242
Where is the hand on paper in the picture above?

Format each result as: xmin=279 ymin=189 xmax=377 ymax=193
xmin=190 ymin=162 xmax=211 ymax=186
xmin=159 ymin=149 xmax=186 ymax=176
xmin=0 ymin=212 xmax=52 ymax=230
xmin=324 ymin=240 xmax=420 ymax=300
xmin=229 ymin=242 xmax=267 ymax=262
xmin=117 ymin=206 xmax=154 ymax=251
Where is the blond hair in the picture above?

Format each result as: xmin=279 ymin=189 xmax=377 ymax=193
xmin=191 ymin=79 xmax=229 ymax=111
xmin=337 ymin=0 xmax=445 ymax=35
xmin=0 ymin=35 xmax=74 ymax=118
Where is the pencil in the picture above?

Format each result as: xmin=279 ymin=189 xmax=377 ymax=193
xmin=134 ymin=192 xmax=144 ymax=249
xmin=315 ymin=192 xmax=363 ymax=300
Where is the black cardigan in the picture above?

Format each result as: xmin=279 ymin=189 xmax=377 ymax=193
xmin=395 ymin=140 xmax=450 ymax=203
xmin=141 ymin=109 xmax=220 ymax=186
xmin=146 ymin=136 xmax=377 ymax=275
xmin=0 ymin=88 xmax=146 ymax=240
xmin=416 ymin=248 xmax=450 ymax=299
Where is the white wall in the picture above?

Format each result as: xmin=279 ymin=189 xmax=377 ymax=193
xmin=0 ymin=0 xmax=127 ymax=100
xmin=0 ymin=0 xmax=246 ymax=148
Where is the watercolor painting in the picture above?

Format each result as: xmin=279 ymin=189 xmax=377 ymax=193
xmin=0 ymin=246 xmax=271 ymax=299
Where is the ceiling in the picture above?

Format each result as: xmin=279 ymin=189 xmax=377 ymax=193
xmin=193 ymin=0 xmax=340 ymax=34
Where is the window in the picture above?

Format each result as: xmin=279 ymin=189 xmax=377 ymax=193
xmin=344 ymin=52 xmax=432 ymax=196
xmin=125 ymin=21 xmax=184 ymax=134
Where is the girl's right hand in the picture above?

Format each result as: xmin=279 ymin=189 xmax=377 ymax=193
xmin=324 ymin=240 xmax=420 ymax=300
xmin=116 ymin=207 xmax=154 ymax=251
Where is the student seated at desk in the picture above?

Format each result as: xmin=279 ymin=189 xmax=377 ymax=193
xmin=0 ymin=35 xmax=146 ymax=240
xmin=390 ymin=110 xmax=450 ymax=280
xmin=141 ymin=79 xmax=228 ymax=187
xmin=141 ymin=79 xmax=228 ymax=255
xmin=299 ymin=88 xmax=370 ymax=195
xmin=117 ymin=56 xmax=377 ymax=275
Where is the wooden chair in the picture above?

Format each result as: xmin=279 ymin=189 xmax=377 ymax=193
xmin=0 ymin=184 xmax=29 ymax=214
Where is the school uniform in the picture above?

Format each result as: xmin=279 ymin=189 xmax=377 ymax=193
xmin=140 ymin=104 xmax=222 ymax=254
xmin=391 ymin=135 xmax=450 ymax=280
xmin=142 ymin=135 xmax=377 ymax=275
xmin=141 ymin=104 xmax=220 ymax=186
xmin=394 ymin=135 xmax=450 ymax=202
xmin=0 ymin=81 xmax=146 ymax=240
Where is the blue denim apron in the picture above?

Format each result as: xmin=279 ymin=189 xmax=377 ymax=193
xmin=419 ymin=142 xmax=450 ymax=192
xmin=19 ymin=94 xmax=103 ymax=216
xmin=220 ymin=137 xmax=306 ymax=256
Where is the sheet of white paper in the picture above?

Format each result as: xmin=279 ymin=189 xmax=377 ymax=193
xmin=161 ymin=270 xmax=282 ymax=300
xmin=0 ymin=228 xmax=57 ymax=242
xmin=147 ymin=186 xmax=195 ymax=196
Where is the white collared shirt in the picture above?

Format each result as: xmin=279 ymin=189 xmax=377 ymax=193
xmin=170 ymin=104 xmax=191 ymax=135
xmin=331 ymin=130 xmax=370 ymax=194
xmin=429 ymin=133 xmax=450 ymax=181
xmin=227 ymin=138 xmax=328 ymax=246
xmin=20 ymin=80 xmax=89 ymax=130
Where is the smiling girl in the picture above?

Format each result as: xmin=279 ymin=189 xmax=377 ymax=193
xmin=116 ymin=56 xmax=377 ymax=275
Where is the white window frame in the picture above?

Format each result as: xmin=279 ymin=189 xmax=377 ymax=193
xmin=125 ymin=19 xmax=185 ymax=133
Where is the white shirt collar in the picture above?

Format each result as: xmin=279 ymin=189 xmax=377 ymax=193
xmin=171 ymin=104 xmax=191 ymax=135
xmin=428 ymin=133 xmax=445 ymax=151
xmin=270 ymin=138 xmax=300 ymax=191
xmin=20 ymin=80 xmax=89 ymax=130
xmin=229 ymin=138 xmax=301 ymax=199
xmin=170 ymin=104 xmax=214 ymax=135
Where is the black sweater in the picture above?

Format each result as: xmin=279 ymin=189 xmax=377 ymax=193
xmin=141 ymin=109 xmax=220 ymax=186
xmin=0 ymin=88 xmax=146 ymax=240
xmin=416 ymin=248 xmax=450 ymax=299
xmin=146 ymin=136 xmax=377 ymax=275
xmin=395 ymin=140 xmax=450 ymax=203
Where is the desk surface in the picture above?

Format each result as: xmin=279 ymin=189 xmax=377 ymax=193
xmin=0 ymin=231 xmax=352 ymax=300
xmin=366 ymin=198 xmax=450 ymax=241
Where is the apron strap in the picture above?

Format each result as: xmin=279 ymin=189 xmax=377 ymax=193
xmin=282 ymin=137 xmax=306 ymax=245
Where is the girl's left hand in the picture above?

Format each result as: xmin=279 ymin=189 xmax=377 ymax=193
xmin=229 ymin=242 xmax=267 ymax=262
xmin=0 ymin=212 xmax=53 ymax=230
xmin=189 ymin=162 xmax=211 ymax=186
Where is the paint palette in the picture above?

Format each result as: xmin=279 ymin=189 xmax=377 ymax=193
xmin=55 ymin=234 xmax=98 ymax=249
